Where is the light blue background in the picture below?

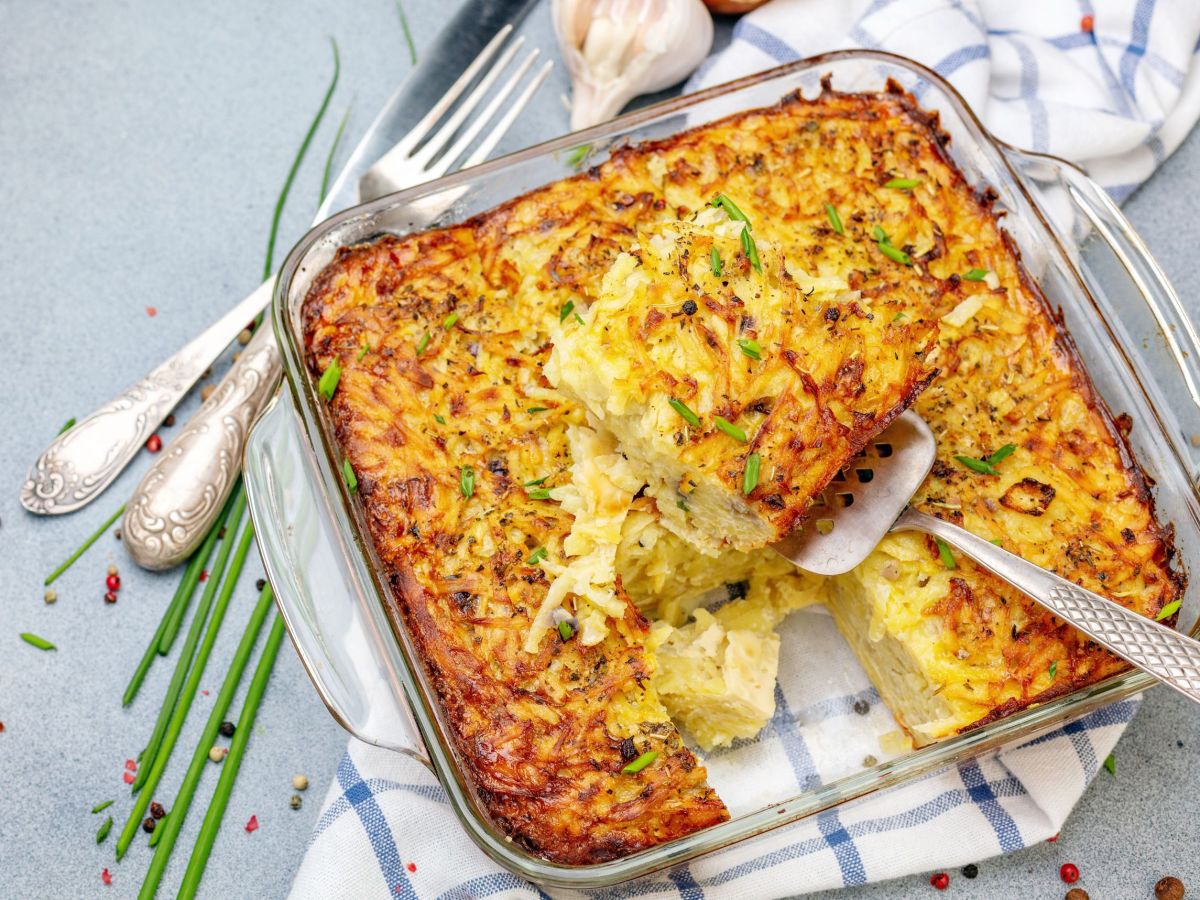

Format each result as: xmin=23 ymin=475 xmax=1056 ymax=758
xmin=2 ymin=1 xmax=1197 ymax=897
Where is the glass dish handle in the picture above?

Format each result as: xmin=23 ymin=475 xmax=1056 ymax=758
xmin=244 ymin=391 xmax=430 ymax=766
xmin=1004 ymin=145 xmax=1200 ymax=478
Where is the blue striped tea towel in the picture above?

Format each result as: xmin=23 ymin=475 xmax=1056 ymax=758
xmin=292 ymin=2 xmax=1200 ymax=896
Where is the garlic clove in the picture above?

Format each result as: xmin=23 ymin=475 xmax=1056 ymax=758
xmin=553 ymin=0 xmax=714 ymax=132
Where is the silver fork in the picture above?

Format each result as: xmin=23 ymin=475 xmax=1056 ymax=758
xmin=21 ymin=25 xmax=551 ymax=533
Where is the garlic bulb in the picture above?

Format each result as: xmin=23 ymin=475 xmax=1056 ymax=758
xmin=553 ymin=0 xmax=714 ymax=131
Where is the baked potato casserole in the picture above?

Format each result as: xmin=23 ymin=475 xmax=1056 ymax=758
xmin=301 ymin=80 xmax=1183 ymax=862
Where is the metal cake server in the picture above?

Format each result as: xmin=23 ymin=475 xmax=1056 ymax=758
xmin=20 ymin=0 xmax=539 ymax=518
xmin=773 ymin=410 xmax=1200 ymax=705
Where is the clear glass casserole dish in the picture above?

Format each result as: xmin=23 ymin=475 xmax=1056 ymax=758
xmin=243 ymin=50 xmax=1200 ymax=888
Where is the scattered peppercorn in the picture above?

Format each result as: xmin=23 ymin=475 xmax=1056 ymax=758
xmin=930 ymin=872 xmax=949 ymax=890
xmin=1080 ymin=14 xmax=1094 ymax=32
xmin=209 ymin=746 xmax=227 ymax=764
xmin=1155 ymin=875 xmax=1185 ymax=900
xmin=201 ymin=385 xmax=216 ymax=402
xmin=145 ymin=434 xmax=162 ymax=453
xmin=164 ymin=414 xmax=175 ymax=427
xmin=256 ymin=578 xmax=266 ymax=591
xmin=44 ymin=589 xmax=57 ymax=604
xmin=681 ymin=299 xmax=698 ymax=316
xmin=292 ymin=774 xmax=309 ymax=791
xmin=150 ymin=802 xmax=166 ymax=819
xmin=862 ymin=754 xmax=878 ymax=767
xmin=237 ymin=328 xmax=253 ymax=346
xmin=115 ymin=528 xmax=122 ymax=541
xmin=853 ymin=698 xmax=870 ymax=715
xmin=106 ymin=573 xmax=121 ymax=592
xmin=142 ymin=817 xmax=156 ymax=834
xmin=107 ymin=564 xmax=118 ymax=577
xmin=962 ymin=863 xmax=978 ymax=879
xmin=1065 ymin=890 xmax=1089 ymax=900
xmin=218 ymin=527 xmax=226 ymax=539
xmin=219 ymin=721 xmax=236 ymax=737
xmin=1060 ymin=863 xmax=1080 ymax=884
xmin=290 ymin=794 xmax=302 ymax=810
xmin=104 ymin=591 xmax=118 ymax=604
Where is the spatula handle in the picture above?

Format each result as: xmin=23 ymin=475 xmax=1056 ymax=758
xmin=895 ymin=507 xmax=1200 ymax=705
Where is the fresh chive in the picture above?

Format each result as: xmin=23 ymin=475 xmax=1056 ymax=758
xmin=318 ymin=359 xmax=342 ymax=400
xmin=884 ymin=178 xmax=921 ymax=190
xmin=560 ymin=300 xmax=575 ymax=323
xmin=342 ymin=459 xmax=357 ymax=493
xmin=44 ymin=503 xmax=126 ymax=586
xmin=19 ymin=632 xmax=55 ymax=651
xmin=434 ymin=414 xmax=446 ymax=425
xmin=442 ymin=312 xmax=459 ymax=330
xmin=668 ymin=398 xmax=701 ymax=428
xmin=459 ymin=465 xmax=475 ymax=499
xmin=741 ymin=227 xmax=762 ymax=273
xmin=711 ymin=247 xmax=722 ymax=276
xmin=990 ymin=538 xmax=1004 ymax=546
xmin=92 ymin=800 xmax=115 ymax=814
xmin=1156 ymin=599 xmax=1182 ymax=621
xmin=963 ymin=268 xmax=989 ymax=282
xmin=527 ymin=488 xmax=552 ymax=500
xmin=557 ymin=620 xmax=575 ymax=642
xmin=415 ymin=331 xmax=431 ymax=355
xmin=394 ymin=0 xmax=417 ymax=65
xmin=954 ymin=455 xmax=999 ymax=476
xmin=986 ymin=444 xmax=1016 ymax=465
xmin=160 ymin=493 xmax=237 ymax=656
xmin=176 ymin=615 xmax=286 ymax=900
xmin=116 ymin=522 xmax=257 ymax=860
xmin=524 ymin=477 xmax=548 ymax=487
xmin=709 ymin=193 xmax=751 ymax=229
xmin=676 ymin=498 xmax=687 ymax=510
xmin=96 ymin=816 xmax=113 ymax=844
xmin=527 ymin=406 xmax=549 ymax=414
xmin=742 ymin=453 xmax=761 ymax=495
xmin=265 ymin=39 xmax=339 ymax=279
xmin=1103 ymin=753 xmax=1116 ymax=776
xmin=318 ymin=105 xmax=352 ymax=206
xmin=872 ymin=225 xmax=889 ymax=242
xmin=527 ymin=547 xmax=547 ymax=565
xmin=878 ymin=242 xmax=912 ymax=266
xmin=566 ymin=144 xmax=591 ymax=168
xmin=58 ymin=417 xmax=76 ymax=434
xmin=824 ymin=202 xmax=845 ymax=235
xmin=892 ymin=311 xmax=907 ymax=322
xmin=935 ymin=538 xmax=956 ymax=569
xmin=1048 ymin=660 xmax=1058 ymax=679
xmin=622 ymin=750 xmax=658 ymax=774
xmin=714 ymin=416 xmax=748 ymax=443
xmin=137 ymin=587 xmax=277 ymax=898
xmin=357 ymin=343 xmax=370 ymax=361
xmin=737 ymin=338 xmax=762 ymax=360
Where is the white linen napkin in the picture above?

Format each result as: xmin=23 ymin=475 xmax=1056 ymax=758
xmin=292 ymin=2 xmax=1200 ymax=896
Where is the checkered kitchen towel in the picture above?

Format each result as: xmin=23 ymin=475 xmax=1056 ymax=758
xmin=292 ymin=2 xmax=1200 ymax=897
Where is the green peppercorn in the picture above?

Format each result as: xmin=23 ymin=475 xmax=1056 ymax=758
xmin=290 ymin=794 xmax=303 ymax=810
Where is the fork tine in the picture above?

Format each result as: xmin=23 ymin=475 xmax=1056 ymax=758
xmin=426 ymin=49 xmax=542 ymax=180
xmin=461 ymin=59 xmax=554 ymax=169
xmin=410 ymin=36 xmax=526 ymax=166
xmin=390 ymin=23 xmax=515 ymax=160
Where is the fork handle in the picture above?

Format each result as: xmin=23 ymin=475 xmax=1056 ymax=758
xmin=20 ymin=275 xmax=274 ymax=515
xmin=894 ymin=507 xmax=1200 ymax=705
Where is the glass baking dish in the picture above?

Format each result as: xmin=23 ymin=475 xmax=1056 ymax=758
xmin=244 ymin=49 xmax=1200 ymax=888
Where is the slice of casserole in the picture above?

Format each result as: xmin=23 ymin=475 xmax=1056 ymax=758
xmin=548 ymin=208 xmax=939 ymax=555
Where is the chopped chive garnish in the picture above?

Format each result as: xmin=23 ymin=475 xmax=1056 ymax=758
xmin=442 ymin=312 xmax=459 ymax=330
xmin=714 ymin=416 xmax=748 ymax=443
xmin=527 ymin=488 xmax=552 ymax=500
xmin=527 ymin=407 xmax=549 ymax=414
xmin=342 ymin=459 xmax=357 ymax=493
xmin=990 ymin=538 xmax=1004 ymax=546
xmin=711 ymin=247 xmax=722 ymax=276
xmin=459 ymin=465 xmax=475 ymax=499
xmin=416 ymin=331 xmax=431 ymax=355
xmin=622 ymin=750 xmax=658 ymax=774
xmin=524 ymin=477 xmax=548 ymax=487
xmin=1156 ymin=599 xmax=1182 ymax=621
xmin=954 ymin=455 xmax=999 ymax=476
xmin=824 ymin=203 xmax=845 ymax=235
xmin=884 ymin=178 xmax=921 ymax=190
xmin=560 ymin=300 xmax=575 ymax=323
xmin=59 ymin=417 xmax=76 ymax=434
xmin=741 ymin=227 xmax=762 ymax=273
xmin=963 ymin=268 xmax=989 ymax=282
xmin=872 ymin=225 xmax=889 ymax=242
xmin=566 ymin=143 xmax=591 ymax=168
xmin=878 ymin=242 xmax=912 ymax=266
xmin=527 ymin=546 xmax=547 ymax=565
xmin=709 ymin=193 xmax=751 ymax=229
xmin=737 ymin=338 xmax=762 ymax=360
xmin=20 ymin=632 xmax=55 ymax=651
xmin=676 ymin=498 xmax=687 ymax=510
xmin=557 ymin=619 xmax=576 ymax=642
xmin=892 ymin=312 xmax=907 ymax=322
xmin=986 ymin=444 xmax=1016 ymax=465
xmin=1103 ymin=753 xmax=1116 ymax=775
xmin=935 ymin=538 xmax=956 ymax=569
xmin=742 ymin=452 xmax=761 ymax=495
xmin=92 ymin=800 xmax=115 ymax=814
xmin=1048 ymin=660 xmax=1058 ymax=679
xmin=357 ymin=343 xmax=370 ymax=361
xmin=668 ymin=398 xmax=701 ymax=427
xmin=318 ymin=359 xmax=342 ymax=400
xmin=434 ymin=414 xmax=445 ymax=425
xmin=96 ymin=816 xmax=113 ymax=844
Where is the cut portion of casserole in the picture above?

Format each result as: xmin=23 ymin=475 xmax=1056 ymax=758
xmin=548 ymin=209 xmax=939 ymax=555
xmin=302 ymin=79 xmax=1183 ymax=861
